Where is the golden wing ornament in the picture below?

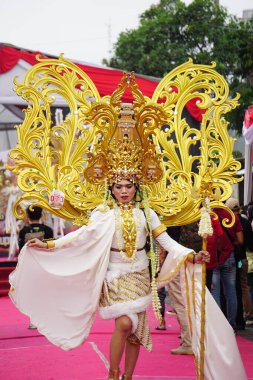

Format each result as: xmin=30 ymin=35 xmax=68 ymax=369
xmin=8 ymin=55 xmax=115 ymax=224
xmin=8 ymin=56 xmax=241 ymax=226
xmin=146 ymin=59 xmax=241 ymax=226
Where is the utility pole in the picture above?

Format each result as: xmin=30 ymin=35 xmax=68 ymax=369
xmin=106 ymin=19 xmax=112 ymax=58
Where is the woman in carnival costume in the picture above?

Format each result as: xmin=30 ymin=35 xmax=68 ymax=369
xmin=8 ymin=62 xmax=247 ymax=380
xmin=10 ymin=111 xmax=209 ymax=379
xmin=19 ymin=180 xmax=209 ymax=380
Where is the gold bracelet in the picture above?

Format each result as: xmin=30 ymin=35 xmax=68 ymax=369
xmin=47 ymin=240 xmax=55 ymax=250
xmin=152 ymin=224 xmax=167 ymax=238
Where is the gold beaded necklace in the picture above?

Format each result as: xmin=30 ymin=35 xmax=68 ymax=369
xmin=114 ymin=201 xmax=141 ymax=261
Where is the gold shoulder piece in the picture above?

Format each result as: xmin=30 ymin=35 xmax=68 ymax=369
xmin=187 ymin=252 xmax=196 ymax=263
xmin=152 ymin=224 xmax=167 ymax=238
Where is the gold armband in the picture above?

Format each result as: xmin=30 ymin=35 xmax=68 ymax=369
xmin=152 ymin=224 xmax=167 ymax=238
xmin=187 ymin=252 xmax=195 ymax=263
xmin=47 ymin=240 xmax=55 ymax=250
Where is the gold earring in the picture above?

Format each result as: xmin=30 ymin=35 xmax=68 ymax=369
xmin=135 ymin=191 xmax=141 ymax=202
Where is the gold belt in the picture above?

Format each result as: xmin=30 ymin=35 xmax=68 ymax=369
xmin=111 ymin=247 xmax=145 ymax=252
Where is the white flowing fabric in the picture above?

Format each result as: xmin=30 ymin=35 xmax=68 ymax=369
xmin=9 ymin=206 xmax=193 ymax=352
xmin=157 ymin=256 xmax=247 ymax=380
xmin=9 ymin=210 xmax=115 ymax=350
xmin=9 ymin=204 xmax=247 ymax=379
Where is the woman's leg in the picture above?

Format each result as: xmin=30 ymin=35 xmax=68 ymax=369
xmin=109 ymin=315 xmax=132 ymax=376
xmin=123 ymin=340 xmax=140 ymax=379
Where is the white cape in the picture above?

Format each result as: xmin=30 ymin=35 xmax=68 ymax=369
xmin=158 ymin=256 xmax=247 ymax=380
xmin=9 ymin=211 xmax=115 ymax=350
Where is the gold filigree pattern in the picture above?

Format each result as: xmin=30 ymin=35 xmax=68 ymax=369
xmin=8 ymin=57 xmax=241 ymax=226
xmin=120 ymin=204 xmax=136 ymax=258
xmin=114 ymin=202 xmax=140 ymax=259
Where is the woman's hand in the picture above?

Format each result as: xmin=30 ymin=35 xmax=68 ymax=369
xmin=26 ymin=238 xmax=47 ymax=249
xmin=195 ymin=250 xmax=210 ymax=264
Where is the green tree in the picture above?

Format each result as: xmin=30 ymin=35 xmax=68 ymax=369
xmin=104 ymin=0 xmax=253 ymax=133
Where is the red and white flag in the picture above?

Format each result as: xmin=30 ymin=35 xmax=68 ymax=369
xmin=243 ymin=105 xmax=253 ymax=145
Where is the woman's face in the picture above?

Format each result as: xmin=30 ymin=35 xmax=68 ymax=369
xmin=112 ymin=179 xmax=136 ymax=204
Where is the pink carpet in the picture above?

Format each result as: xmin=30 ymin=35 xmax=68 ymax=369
xmin=1 ymin=296 xmax=252 ymax=380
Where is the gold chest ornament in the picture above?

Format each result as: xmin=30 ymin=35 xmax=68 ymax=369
xmin=114 ymin=201 xmax=141 ymax=261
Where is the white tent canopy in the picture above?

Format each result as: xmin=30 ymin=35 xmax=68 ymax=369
xmin=0 ymin=44 xmax=161 ymax=151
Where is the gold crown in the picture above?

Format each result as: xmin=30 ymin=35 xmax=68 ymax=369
xmin=83 ymin=102 xmax=163 ymax=185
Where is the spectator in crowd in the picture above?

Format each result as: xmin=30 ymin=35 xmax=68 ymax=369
xmin=167 ymin=270 xmax=193 ymax=355
xmin=248 ymin=253 xmax=253 ymax=307
xmin=226 ymin=198 xmax=253 ymax=326
xmin=18 ymin=206 xmax=54 ymax=251
xmin=212 ymin=206 xmax=243 ymax=330
xmin=247 ymin=202 xmax=253 ymax=230
xmin=205 ymin=216 xmax=223 ymax=291
xmin=18 ymin=205 xmax=53 ymax=329
xmin=166 ymin=217 xmax=221 ymax=355
xmin=247 ymin=203 xmax=253 ymax=305
xmin=156 ymin=227 xmax=181 ymax=331
xmin=169 ymin=222 xmax=200 ymax=355
xmin=156 ymin=277 xmax=167 ymax=330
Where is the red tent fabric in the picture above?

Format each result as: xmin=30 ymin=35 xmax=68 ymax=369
xmin=0 ymin=45 xmax=204 ymax=121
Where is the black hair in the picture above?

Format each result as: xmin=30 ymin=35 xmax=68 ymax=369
xmin=26 ymin=206 xmax=43 ymax=221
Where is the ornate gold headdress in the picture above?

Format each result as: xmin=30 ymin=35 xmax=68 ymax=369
xmin=8 ymin=55 xmax=241 ymax=226
xmin=83 ymin=101 xmax=162 ymax=185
